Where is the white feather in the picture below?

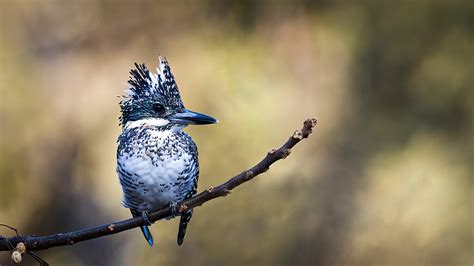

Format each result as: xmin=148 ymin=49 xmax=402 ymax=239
xmin=125 ymin=118 xmax=169 ymax=129
xmin=118 ymin=129 xmax=194 ymax=211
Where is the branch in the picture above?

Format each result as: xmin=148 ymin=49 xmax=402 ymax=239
xmin=0 ymin=118 xmax=317 ymax=252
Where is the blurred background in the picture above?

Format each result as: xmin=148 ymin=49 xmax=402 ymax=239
xmin=0 ymin=0 xmax=472 ymax=265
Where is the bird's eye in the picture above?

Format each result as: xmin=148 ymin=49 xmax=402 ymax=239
xmin=152 ymin=103 xmax=165 ymax=113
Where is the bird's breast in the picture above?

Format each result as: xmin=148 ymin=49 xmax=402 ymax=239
xmin=117 ymin=127 xmax=198 ymax=211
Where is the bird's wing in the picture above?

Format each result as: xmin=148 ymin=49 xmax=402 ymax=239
xmin=176 ymin=156 xmax=199 ymax=245
xmin=117 ymin=161 xmax=145 ymax=210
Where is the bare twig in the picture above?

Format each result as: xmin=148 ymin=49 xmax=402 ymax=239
xmin=0 ymin=224 xmax=18 ymax=236
xmin=1 ymin=224 xmax=49 ymax=265
xmin=0 ymin=118 xmax=317 ymax=252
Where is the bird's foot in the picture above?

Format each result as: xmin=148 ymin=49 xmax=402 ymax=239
xmin=141 ymin=210 xmax=153 ymax=226
xmin=170 ymin=202 xmax=178 ymax=218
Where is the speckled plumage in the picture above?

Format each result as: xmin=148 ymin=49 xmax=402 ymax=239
xmin=116 ymin=57 xmax=216 ymax=247
xmin=117 ymin=123 xmax=198 ymax=212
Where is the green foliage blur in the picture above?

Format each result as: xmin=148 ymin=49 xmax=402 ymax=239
xmin=1 ymin=1 xmax=472 ymax=265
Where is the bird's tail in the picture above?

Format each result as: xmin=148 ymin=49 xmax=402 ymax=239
xmin=139 ymin=225 xmax=154 ymax=247
xmin=177 ymin=210 xmax=193 ymax=246
xmin=131 ymin=209 xmax=154 ymax=247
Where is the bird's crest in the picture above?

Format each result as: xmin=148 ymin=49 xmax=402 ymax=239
xmin=119 ymin=56 xmax=184 ymax=126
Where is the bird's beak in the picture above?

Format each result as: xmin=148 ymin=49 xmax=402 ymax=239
xmin=170 ymin=109 xmax=218 ymax=125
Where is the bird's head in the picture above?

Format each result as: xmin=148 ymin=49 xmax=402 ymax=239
xmin=119 ymin=56 xmax=218 ymax=129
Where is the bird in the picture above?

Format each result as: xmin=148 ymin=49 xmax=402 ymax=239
xmin=116 ymin=56 xmax=217 ymax=247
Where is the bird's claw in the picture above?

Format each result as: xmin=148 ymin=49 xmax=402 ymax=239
xmin=141 ymin=210 xmax=153 ymax=226
xmin=170 ymin=202 xmax=178 ymax=218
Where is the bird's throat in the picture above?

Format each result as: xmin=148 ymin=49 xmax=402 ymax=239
xmin=125 ymin=118 xmax=169 ymax=129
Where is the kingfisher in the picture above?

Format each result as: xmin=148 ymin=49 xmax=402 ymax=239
xmin=116 ymin=56 xmax=217 ymax=247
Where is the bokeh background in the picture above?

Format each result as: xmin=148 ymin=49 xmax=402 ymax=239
xmin=0 ymin=1 xmax=472 ymax=265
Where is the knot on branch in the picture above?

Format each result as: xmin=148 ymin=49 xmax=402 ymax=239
xmin=302 ymin=118 xmax=318 ymax=138
xmin=245 ymin=170 xmax=254 ymax=178
xmin=305 ymin=118 xmax=318 ymax=128
xmin=221 ymin=189 xmax=231 ymax=196
xmin=292 ymin=130 xmax=303 ymax=140
xmin=107 ymin=224 xmax=116 ymax=232
xmin=16 ymin=242 xmax=25 ymax=254
xmin=282 ymin=149 xmax=292 ymax=159
xmin=12 ymin=250 xmax=22 ymax=264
